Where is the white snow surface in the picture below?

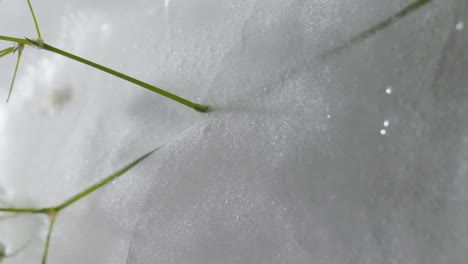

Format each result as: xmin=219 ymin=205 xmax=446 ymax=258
xmin=0 ymin=0 xmax=468 ymax=263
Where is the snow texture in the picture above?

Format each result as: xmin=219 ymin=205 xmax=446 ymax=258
xmin=0 ymin=0 xmax=467 ymax=263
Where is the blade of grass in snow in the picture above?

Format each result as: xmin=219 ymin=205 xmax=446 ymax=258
xmin=0 ymin=47 xmax=14 ymax=58
xmin=26 ymin=0 xmax=42 ymax=40
xmin=56 ymin=146 xmax=161 ymax=211
xmin=0 ymin=207 xmax=40 ymax=214
xmin=39 ymin=41 xmax=209 ymax=112
xmin=1 ymin=27 xmax=208 ymax=110
xmin=2 ymin=1 xmax=208 ymax=110
xmin=0 ymin=147 xmax=161 ymax=214
xmin=6 ymin=48 xmax=23 ymax=102
xmin=41 ymin=213 xmax=56 ymax=264
xmin=0 ymin=35 xmax=30 ymax=45
xmin=23 ymin=38 xmax=209 ymax=112
xmin=0 ymin=146 xmax=161 ymax=263
xmin=320 ymin=0 xmax=431 ymax=60
xmin=0 ymin=36 xmax=208 ymax=111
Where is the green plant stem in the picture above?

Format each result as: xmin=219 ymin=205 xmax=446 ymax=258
xmin=321 ymin=0 xmax=431 ymax=59
xmin=1 ymin=36 xmax=209 ymax=111
xmin=26 ymin=39 xmax=209 ymax=112
xmin=0 ymin=147 xmax=159 ymax=215
xmin=26 ymin=0 xmax=42 ymax=39
xmin=0 ymin=47 xmax=15 ymax=58
xmin=0 ymin=35 xmax=30 ymax=45
xmin=42 ymin=213 xmax=56 ymax=264
xmin=0 ymin=147 xmax=159 ymax=214
xmin=6 ymin=49 xmax=23 ymax=102
xmin=0 ymin=147 xmax=159 ymax=263
xmin=56 ymin=147 xmax=160 ymax=211
xmin=0 ymin=207 xmax=42 ymax=213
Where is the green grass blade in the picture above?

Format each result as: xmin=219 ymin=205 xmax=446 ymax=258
xmin=33 ymin=41 xmax=209 ymax=112
xmin=0 ymin=47 xmax=15 ymax=58
xmin=0 ymin=207 xmax=41 ymax=214
xmin=6 ymin=49 xmax=23 ymax=103
xmin=26 ymin=0 xmax=42 ymax=39
xmin=41 ymin=214 xmax=56 ymax=264
xmin=56 ymin=147 xmax=162 ymax=211
xmin=321 ymin=0 xmax=431 ymax=59
xmin=0 ymin=36 xmax=30 ymax=45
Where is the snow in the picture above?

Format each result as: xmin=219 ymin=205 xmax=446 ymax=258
xmin=1 ymin=0 xmax=468 ymax=263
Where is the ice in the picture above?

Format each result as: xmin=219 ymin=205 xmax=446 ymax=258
xmin=1 ymin=0 xmax=468 ymax=263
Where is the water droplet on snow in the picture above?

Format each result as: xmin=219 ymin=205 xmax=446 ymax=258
xmin=383 ymin=120 xmax=389 ymax=127
xmin=380 ymin=129 xmax=387 ymax=135
xmin=455 ymin=21 xmax=464 ymax=31
xmin=385 ymin=86 xmax=392 ymax=95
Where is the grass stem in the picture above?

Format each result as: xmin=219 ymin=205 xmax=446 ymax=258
xmin=56 ymin=147 xmax=160 ymax=211
xmin=1 ymin=36 xmax=209 ymax=111
xmin=27 ymin=40 xmax=209 ymax=112
xmin=0 ymin=35 xmax=30 ymax=45
xmin=6 ymin=48 xmax=23 ymax=102
xmin=41 ymin=213 xmax=56 ymax=264
xmin=0 ymin=147 xmax=159 ymax=215
xmin=321 ymin=0 xmax=431 ymax=59
xmin=0 ymin=147 xmax=159 ymax=263
xmin=0 ymin=207 xmax=41 ymax=214
xmin=0 ymin=47 xmax=15 ymax=58
xmin=26 ymin=0 xmax=42 ymax=40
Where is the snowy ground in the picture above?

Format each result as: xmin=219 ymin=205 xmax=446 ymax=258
xmin=0 ymin=0 xmax=467 ymax=263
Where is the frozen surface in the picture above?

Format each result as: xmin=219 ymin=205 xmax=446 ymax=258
xmin=0 ymin=0 xmax=467 ymax=263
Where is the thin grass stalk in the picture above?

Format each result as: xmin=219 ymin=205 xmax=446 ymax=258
xmin=0 ymin=35 xmax=209 ymax=111
xmin=0 ymin=36 xmax=30 ymax=45
xmin=0 ymin=207 xmax=41 ymax=214
xmin=320 ymin=0 xmax=431 ymax=59
xmin=6 ymin=49 xmax=23 ymax=102
xmin=24 ymin=39 xmax=209 ymax=112
xmin=0 ymin=47 xmax=15 ymax=58
xmin=56 ymin=147 xmax=160 ymax=211
xmin=41 ymin=214 xmax=56 ymax=264
xmin=26 ymin=0 xmax=42 ymax=39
